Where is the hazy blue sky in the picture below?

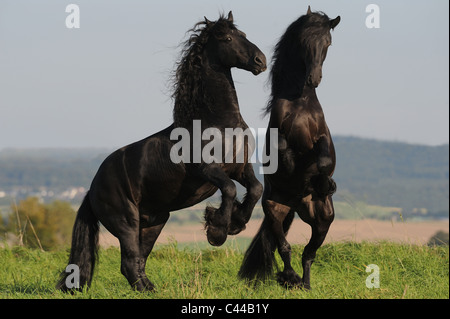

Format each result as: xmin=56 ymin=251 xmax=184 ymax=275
xmin=0 ymin=0 xmax=448 ymax=149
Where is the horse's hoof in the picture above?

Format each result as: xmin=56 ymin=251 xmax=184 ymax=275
xmin=228 ymin=223 xmax=245 ymax=235
xmin=132 ymin=278 xmax=155 ymax=292
xmin=206 ymin=225 xmax=227 ymax=246
xmin=301 ymin=281 xmax=311 ymax=290
xmin=276 ymin=270 xmax=302 ymax=289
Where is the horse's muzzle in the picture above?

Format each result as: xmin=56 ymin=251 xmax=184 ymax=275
xmin=251 ymin=55 xmax=267 ymax=75
xmin=307 ymin=67 xmax=322 ymax=88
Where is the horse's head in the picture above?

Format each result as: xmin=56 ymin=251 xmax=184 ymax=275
xmin=204 ymin=11 xmax=267 ymax=75
xmin=300 ymin=6 xmax=340 ymax=88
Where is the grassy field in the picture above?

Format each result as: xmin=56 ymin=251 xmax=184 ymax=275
xmin=0 ymin=241 xmax=448 ymax=299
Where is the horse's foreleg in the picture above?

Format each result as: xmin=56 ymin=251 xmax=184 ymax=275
xmin=229 ymin=163 xmax=263 ymax=235
xmin=196 ymin=163 xmax=237 ymax=246
xmin=314 ymin=135 xmax=333 ymax=174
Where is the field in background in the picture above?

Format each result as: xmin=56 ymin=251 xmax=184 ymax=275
xmin=98 ymin=213 xmax=450 ymax=248
xmin=0 ymin=242 xmax=448 ymax=299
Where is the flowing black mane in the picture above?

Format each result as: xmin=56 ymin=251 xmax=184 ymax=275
xmin=172 ymin=15 xmax=236 ymax=127
xmin=265 ymin=11 xmax=332 ymax=115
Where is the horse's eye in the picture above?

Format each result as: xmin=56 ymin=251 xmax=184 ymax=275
xmin=226 ymin=36 xmax=232 ymax=42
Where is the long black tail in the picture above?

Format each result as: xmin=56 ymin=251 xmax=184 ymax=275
xmin=238 ymin=218 xmax=276 ymax=282
xmin=238 ymin=210 xmax=294 ymax=282
xmin=56 ymin=192 xmax=99 ymax=292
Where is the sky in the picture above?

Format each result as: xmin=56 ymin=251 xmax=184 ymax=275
xmin=0 ymin=0 xmax=448 ymax=150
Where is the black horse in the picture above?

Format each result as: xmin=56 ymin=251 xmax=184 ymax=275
xmin=57 ymin=11 xmax=266 ymax=292
xmin=239 ymin=7 xmax=340 ymax=290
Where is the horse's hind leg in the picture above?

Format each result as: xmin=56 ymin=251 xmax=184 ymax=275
xmin=263 ymin=199 xmax=301 ymax=288
xmin=119 ymin=234 xmax=148 ymax=291
xmin=104 ymin=201 xmax=154 ymax=292
xmin=92 ymin=196 xmax=148 ymax=291
xmin=138 ymin=212 xmax=170 ymax=291
xmin=297 ymin=196 xmax=335 ymax=290
xmin=117 ymin=211 xmax=169 ymax=292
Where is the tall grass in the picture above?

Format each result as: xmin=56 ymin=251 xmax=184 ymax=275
xmin=0 ymin=241 xmax=448 ymax=299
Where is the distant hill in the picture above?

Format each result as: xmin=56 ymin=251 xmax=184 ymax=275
xmin=247 ymin=136 xmax=448 ymax=219
xmin=332 ymin=136 xmax=448 ymax=216
xmin=0 ymin=148 xmax=110 ymax=204
xmin=0 ymin=147 xmax=110 ymax=190
xmin=0 ymin=137 xmax=448 ymax=219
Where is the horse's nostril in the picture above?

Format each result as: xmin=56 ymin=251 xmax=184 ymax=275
xmin=254 ymin=56 xmax=263 ymax=65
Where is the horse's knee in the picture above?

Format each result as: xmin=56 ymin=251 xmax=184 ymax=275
xmin=310 ymin=175 xmax=336 ymax=199
xmin=250 ymin=181 xmax=263 ymax=200
xmin=320 ymin=197 xmax=335 ymax=224
xmin=222 ymin=182 xmax=237 ymax=200
xmin=318 ymin=156 xmax=333 ymax=173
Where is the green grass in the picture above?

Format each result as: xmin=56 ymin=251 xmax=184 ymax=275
xmin=0 ymin=241 xmax=448 ymax=299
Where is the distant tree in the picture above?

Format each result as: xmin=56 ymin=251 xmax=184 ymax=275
xmin=428 ymin=231 xmax=449 ymax=246
xmin=7 ymin=197 xmax=76 ymax=250
xmin=0 ymin=209 xmax=6 ymax=234
xmin=45 ymin=200 xmax=77 ymax=246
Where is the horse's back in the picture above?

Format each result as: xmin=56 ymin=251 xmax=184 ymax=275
xmin=89 ymin=125 xmax=187 ymax=209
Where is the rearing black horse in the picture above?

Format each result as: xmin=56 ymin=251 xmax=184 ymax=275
xmin=239 ymin=7 xmax=340 ymax=290
xmin=57 ymin=11 xmax=266 ymax=292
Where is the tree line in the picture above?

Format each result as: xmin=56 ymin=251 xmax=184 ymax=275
xmin=0 ymin=197 xmax=75 ymax=250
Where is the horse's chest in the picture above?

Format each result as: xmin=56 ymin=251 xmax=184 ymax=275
xmin=284 ymin=114 xmax=322 ymax=152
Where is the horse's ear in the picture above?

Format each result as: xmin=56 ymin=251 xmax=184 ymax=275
xmin=330 ymin=16 xmax=341 ymax=29
xmin=227 ymin=11 xmax=234 ymax=23
xmin=307 ymin=6 xmax=312 ymax=15
xmin=204 ymin=16 xmax=212 ymax=25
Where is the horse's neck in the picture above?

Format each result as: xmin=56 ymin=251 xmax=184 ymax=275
xmin=273 ymin=61 xmax=317 ymax=101
xmin=201 ymin=59 xmax=242 ymax=126
xmin=300 ymin=86 xmax=318 ymax=101
xmin=271 ymin=64 xmax=322 ymax=125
